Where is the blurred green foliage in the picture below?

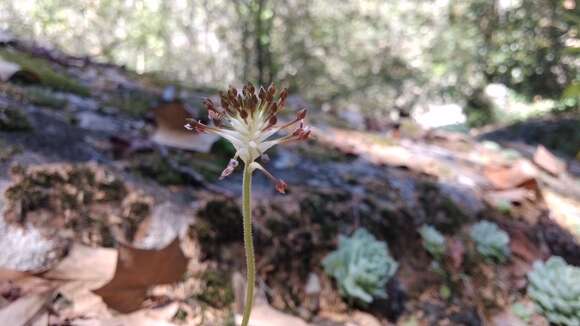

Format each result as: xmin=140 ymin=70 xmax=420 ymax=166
xmin=0 ymin=0 xmax=577 ymax=120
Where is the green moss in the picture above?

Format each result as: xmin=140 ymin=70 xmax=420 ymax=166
xmin=195 ymin=270 xmax=234 ymax=308
xmin=297 ymin=142 xmax=356 ymax=163
xmin=0 ymin=140 xmax=22 ymax=161
xmin=0 ymin=48 xmax=90 ymax=96
xmin=172 ymin=308 xmax=188 ymax=321
xmin=0 ymin=106 xmax=31 ymax=131
xmin=132 ymin=152 xmax=186 ymax=185
xmin=104 ymin=89 xmax=156 ymax=117
xmin=25 ymin=87 xmax=68 ymax=109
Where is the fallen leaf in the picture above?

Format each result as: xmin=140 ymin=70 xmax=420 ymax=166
xmin=542 ymin=188 xmax=580 ymax=240
xmin=30 ymin=312 xmax=49 ymax=326
xmin=42 ymin=244 xmax=117 ymax=283
xmin=235 ymin=303 xmax=310 ymax=326
xmin=93 ymin=237 xmax=188 ymax=313
xmin=0 ymin=290 xmax=53 ymax=326
xmin=34 ymin=245 xmax=117 ymax=320
xmin=0 ymin=268 xmax=29 ymax=282
xmin=151 ymin=101 xmax=218 ymax=152
xmin=0 ymin=268 xmax=54 ymax=301
xmin=73 ymin=303 xmax=179 ymax=326
xmin=484 ymin=160 xmax=538 ymax=190
xmin=484 ymin=189 xmax=532 ymax=205
xmin=533 ymin=145 xmax=566 ymax=175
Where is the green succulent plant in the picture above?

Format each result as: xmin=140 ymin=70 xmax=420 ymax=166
xmin=527 ymin=256 xmax=580 ymax=326
xmin=470 ymin=221 xmax=511 ymax=263
xmin=419 ymin=225 xmax=446 ymax=259
xmin=322 ymin=228 xmax=398 ymax=303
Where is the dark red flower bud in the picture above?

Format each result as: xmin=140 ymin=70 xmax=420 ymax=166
xmin=275 ymin=179 xmax=287 ymax=194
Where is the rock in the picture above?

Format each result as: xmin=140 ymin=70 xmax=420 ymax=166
xmin=134 ymin=202 xmax=192 ymax=249
xmin=0 ymin=180 xmax=65 ymax=271
xmin=77 ymin=111 xmax=120 ymax=133
xmin=305 ymin=273 xmax=321 ymax=295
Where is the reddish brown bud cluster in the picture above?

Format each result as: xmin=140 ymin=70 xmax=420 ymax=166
xmin=206 ymin=82 xmax=289 ymax=124
xmin=185 ymin=83 xmax=310 ymax=194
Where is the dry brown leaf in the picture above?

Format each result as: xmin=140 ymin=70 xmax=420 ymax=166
xmin=93 ymin=237 xmax=188 ymax=313
xmin=533 ymin=145 xmax=566 ymax=175
xmin=0 ymin=290 xmax=53 ymax=326
xmin=484 ymin=160 xmax=538 ymax=190
xmin=151 ymin=101 xmax=218 ymax=152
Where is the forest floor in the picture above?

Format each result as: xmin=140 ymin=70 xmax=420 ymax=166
xmin=0 ymin=35 xmax=579 ymax=326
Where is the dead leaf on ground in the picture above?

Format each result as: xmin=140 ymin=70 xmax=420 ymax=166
xmin=93 ymin=237 xmax=188 ymax=313
xmin=235 ymin=302 xmax=310 ymax=326
xmin=484 ymin=189 xmax=533 ymax=206
xmin=151 ymin=101 xmax=218 ymax=152
xmin=72 ymin=302 xmax=179 ymax=326
xmin=42 ymin=244 xmax=117 ymax=284
xmin=484 ymin=160 xmax=538 ymax=190
xmin=38 ymin=245 xmax=117 ymax=319
xmin=533 ymin=145 xmax=566 ymax=176
xmin=541 ymin=188 xmax=580 ymax=240
xmin=0 ymin=268 xmax=54 ymax=304
xmin=0 ymin=289 xmax=53 ymax=326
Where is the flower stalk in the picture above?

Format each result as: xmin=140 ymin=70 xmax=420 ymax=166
xmin=185 ymin=83 xmax=310 ymax=326
xmin=241 ymin=163 xmax=254 ymax=326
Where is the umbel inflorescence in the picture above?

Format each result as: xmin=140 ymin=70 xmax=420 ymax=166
xmin=185 ymin=83 xmax=310 ymax=192
xmin=185 ymin=83 xmax=309 ymax=326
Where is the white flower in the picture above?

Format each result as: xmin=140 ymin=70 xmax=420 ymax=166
xmin=185 ymin=83 xmax=310 ymax=193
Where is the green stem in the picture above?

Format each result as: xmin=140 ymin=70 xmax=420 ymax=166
xmin=241 ymin=163 xmax=255 ymax=326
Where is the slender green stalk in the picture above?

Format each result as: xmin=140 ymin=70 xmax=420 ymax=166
xmin=241 ymin=163 xmax=255 ymax=326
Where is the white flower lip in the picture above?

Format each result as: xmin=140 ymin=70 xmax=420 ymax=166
xmin=185 ymin=83 xmax=310 ymax=193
